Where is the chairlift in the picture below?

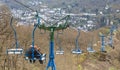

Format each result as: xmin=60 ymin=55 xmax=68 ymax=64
xmin=56 ymin=50 xmax=64 ymax=55
xmin=6 ymin=17 xmax=23 ymax=55
xmin=25 ymin=47 xmax=46 ymax=63
xmin=24 ymin=13 xmax=46 ymax=64
xmin=87 ymin=47 xmax=95 ymax=53
xmin=103 ymin=25 xmax=115 ymax=49
xmin=56 ymin=32 xmax=64 ymax=55
xmin=108 ymin=25 xmax=115 ymax=49
xmin=72 ymin=49 xmax=82 ymax=54
xmin=87 ymin=37 xmax=95 ymax=53
xmin=99 ymin=34 xmax=106 ymax=52
xmin=99 ymin=25 xmax=116 ymax=52
xmin=87 ymin=43 xmax=95 ymax=53
xmin=72 ymin=28 xmax=82 ymax=54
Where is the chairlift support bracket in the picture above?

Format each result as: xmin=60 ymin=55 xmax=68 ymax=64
xmin=38 ymin=15 xmax=70 ymax=70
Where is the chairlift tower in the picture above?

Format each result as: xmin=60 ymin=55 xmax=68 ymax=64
xmin=72 ymin=28 xmax=82 ymax=54
xmin=38 ymin=15 xmax=70 ymax=70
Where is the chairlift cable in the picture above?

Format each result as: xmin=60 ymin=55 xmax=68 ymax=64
xmin=13 ymin=0 xmax=35 ymax=12
xmin=13 ymin=0 xmax=49 ymax=24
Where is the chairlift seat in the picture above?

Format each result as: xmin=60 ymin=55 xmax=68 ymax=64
xmin=41 ymin=54 xmax=46 ymax=60
xmin=72 ymin=49 xmax=82 ymax=54
xmin=25 ymin=52 xmax=46 ymax=61
xmin=25 ymin=54 xmax=46 ymax=61
xmin=56 ymin=50 xmax=64 ymax=55
xmin=100 ymin=46 xmax=106 ymax=52
xmin=6 ymin=48 xmax=23 ymax=54
xmin=87 ymin=47 xmax=95 ymax=53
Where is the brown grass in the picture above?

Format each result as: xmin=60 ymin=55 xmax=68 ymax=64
xmin=1 ymin=25 xmax=120 ymax=70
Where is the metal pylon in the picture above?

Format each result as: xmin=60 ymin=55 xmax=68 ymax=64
xmin=38 ymin=15 xmax=70 ymax=70
xmin=46 ymin=28 xmax=56 ymax=70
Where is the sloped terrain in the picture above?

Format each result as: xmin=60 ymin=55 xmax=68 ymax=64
xmin=0 ymin=24 xmax=120 ymax=70
xmin=0 ymin=3 xmax=120 ymax=70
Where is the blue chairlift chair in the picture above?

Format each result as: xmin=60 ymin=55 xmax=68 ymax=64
xmin=24 ymin=12 xmax=46 ymax=64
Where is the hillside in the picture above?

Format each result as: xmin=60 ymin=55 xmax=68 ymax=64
xmin=0 ymin=2 xmax=120 ymax=70
xmin=1 ymin=22 xmax=120 ymax=70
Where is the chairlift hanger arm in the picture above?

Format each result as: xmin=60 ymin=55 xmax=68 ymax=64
xmin=31 ymin=22 xmax=38 ymax=47
xmin=10 ymin=16 xmax=19 ymax=48
xmin=13 ymin=0 xmax=35 ymax=11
